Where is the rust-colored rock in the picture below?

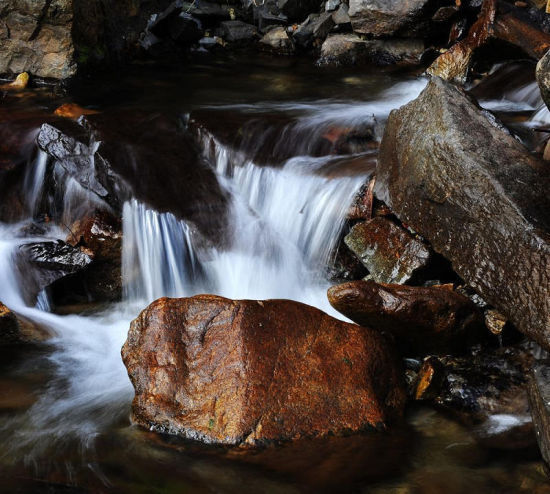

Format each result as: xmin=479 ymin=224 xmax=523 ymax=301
xmin=344 ymin=217 xmax=432 ymax=285
xmin=54 ymin=103 xmax=99 ymax=119
xmin=0 ymin=302 xmax=48 ymax=345
xmin=121 ymin=295 xmax=406 ymax=446
xmin=328 ymin=280 xmax=485 ymax=356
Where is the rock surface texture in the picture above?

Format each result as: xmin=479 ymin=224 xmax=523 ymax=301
xmin=0 ymin=0 xmax=76 ymax=79
xmin=122 ymin=295 xmax=406 ymax=446
xmin=376 ymin=77 xmax=550 ymax=350
xmin=344 ymin=217 xmax=432 ymax=284
xmin=327 ymin=281 xmax=485 ymax=356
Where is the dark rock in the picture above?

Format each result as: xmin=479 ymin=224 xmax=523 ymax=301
xmin=278 ymin=0 xmax=323 ymax=23
xmin=376 ymin=77 xmax=550 ymax=349
xmin=328 ymin=280 xmax=486 ymax=356
xmin=528 ymin=360 xmax=550 ymax=470
xmin=0 ymin=302 xmax=48 ymax=345
xmin=344 ymin=217 xmax=432 ymax=285
xmin=122 ymin=295 xmax=406 ymax=445
xmin=0 ymin=0 xmax=75 ymax=79
xmin=260 ymin=27 xmax=295 ymax=54
xmin=219 ymin=20 xmax=258 ymax=42
xmin=318 ymin=34 xmax=424 ymax=66
xmin=253 ymin=5 xmax=288 ymax=32
xmin=148 ymin=3 xmax=203 ymax=44
xmin=348 ymin=0 xmax=431 ymax=37
xmin=293 ymin=13 xmax=335 ymax=49
xmin=18 ymin=240 xmax=93 ymax=304
xmin=415 ymin=348 xmax=535 ymax=448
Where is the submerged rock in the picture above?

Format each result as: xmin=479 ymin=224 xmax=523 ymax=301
xmin=344 ymin=217 xmax=432 ymax=285
xmin=376 ymin=77 xmax=550 ymax=350
xmin=122 ymin=295 xmax=406 ymax=446
xmin=327 ymin=280 xmax=486 ymax=356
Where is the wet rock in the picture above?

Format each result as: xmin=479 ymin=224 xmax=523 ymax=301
xmin=293 ymin=13 xmax=335 ymax=49
xmin=0 ymin=73 xmax=29 ymax=90
xmin=344 ymin=217 xmax=432 ymax=285
xmin=485 ymin=309 xmax=508 ymax=335
xmin=58 ymin=211 xmax=123 ymax=304
xmin=348 ymin=0 xmax=431 ymax=37
xmin=328 ymin=280 xmax=486 ymax=356
xmin=148 ymin=4 xmax=203 ymax=45
xmin=319 ymin=35 xmax=424 ymax=66
xmin=122 ymin=295 xmax=406 ymax=445
xmin=260 ymin=27 xmax=295 ymax=54
xmin=528 ymin=360 xmax=550 ymax=469
xmin=0 ymin=0 xmax=76 ymax=79
xmin=0 ymin=302 xmax=48 ymax=345
xmin=537 ymin=48 xmax=550 ymax=110
xmin=18 ymin=240 xmax=93 ymax=303
xmin=219 ymin=20 xmax=258 ymax=42
xmin=414 ymin=348 xmax=534 ymax=447
xmin=376 ymin=77 xmax=550 ymax=350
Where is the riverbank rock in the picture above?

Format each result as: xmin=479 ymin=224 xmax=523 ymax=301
xmin=122 ymin=295 xmax=406 ymax=446
xmin=376 ymin=77 xmax=550 ymax=350
xmin=327 ymin=281 xmax=486 ymax=356
xmin=528 ymin=360 xmax=550 ymax=469
xmin=344 ymin=217 xmax=432 ymax=285
xmin=260 ymin=27 xmax=295 ymax=54
xmin=0 ymin=302 xmax=48 ymax=345
xmin=348 ymin=0 xmax=431 ymax=37
xmin=318 ymin=34 xmax=424 ymax=66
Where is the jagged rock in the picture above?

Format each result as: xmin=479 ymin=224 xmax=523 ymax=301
xmin=528 ymin=360 xmax=550 ymax=469
xmin=122 ymin=295 xmax=406 ymax=445
xmin=293 ymin=13 xmax=335 ymax=49
xmin=348 ymin=0 xmax=431 ymax=37
xmin=219 ymin=20 xmax=258 ymax=42
xmin=0 ymin=302 xmax=48 ymax=345
xmin=376 ymin=77 xmax=550 ymax=349
xmin=318 ymin=34 xmax=424 ymax=66
xmin=147 ymin=3 xmax=203 ymax=44
xmin=18 ymin=240 xmax=93 ymax=302
xmin=344 ymin=217 xmax=432 ymax=285
xmin=327 ymin=280 xmax=486 ymax=356
xmin=260 ymin=27 xmax=295 ymax=54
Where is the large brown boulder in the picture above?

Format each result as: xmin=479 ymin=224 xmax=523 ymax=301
xmin=121 ymin=295 xmax=406 ymax=446
xmin=0 ymin=302 xmax=48 ymax=345
xmin=376 ymin=77 xmax=550 ymax=349
xmin=327 ymin=280 xmax=486 ymax=356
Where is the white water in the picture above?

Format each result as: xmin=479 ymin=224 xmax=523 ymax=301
xmin=0 ymin=78 xmax=427 ymax=462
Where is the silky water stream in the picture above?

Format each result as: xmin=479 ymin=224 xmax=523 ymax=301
xmin=0 ymin=59 xmax=547 ymax=492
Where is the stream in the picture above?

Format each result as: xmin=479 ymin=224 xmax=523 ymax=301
xmin=0 ymin=57 xmax=548 ymax=493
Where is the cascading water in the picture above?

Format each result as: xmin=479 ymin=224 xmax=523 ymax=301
xmin=0 ymin=77 xmax=428 ymax=476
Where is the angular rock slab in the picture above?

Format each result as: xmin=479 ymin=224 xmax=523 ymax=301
xmin=327 ymin=280 xmax=485 ymax=356
xmin=376 ymin=77 xmax=550 ymax=349
xmin=344 ymin=217 xmax=432 ymax=284
xmin=122 ymin=295 xmax=406 ymax=446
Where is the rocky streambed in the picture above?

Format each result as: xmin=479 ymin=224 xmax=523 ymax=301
xmin=1 ymin=1 xmax=550 ymax=491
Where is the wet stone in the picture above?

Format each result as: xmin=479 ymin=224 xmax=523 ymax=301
xmin=528 ymin=360 xmax=550 ymax=471
xmin=344 ymin=217 xmax=432 ymax=285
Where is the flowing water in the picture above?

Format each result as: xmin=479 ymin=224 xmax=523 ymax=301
xmin=0 ymin=58 xmax=548 ymax=492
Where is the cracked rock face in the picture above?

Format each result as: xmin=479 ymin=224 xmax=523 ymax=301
xmin=376 ymin=77 xmax=550 ymax=349
xmin=0 ymin=0 xmax=76 ymax=79
xmin=121 ymin=295 xmax=406 ymax=446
